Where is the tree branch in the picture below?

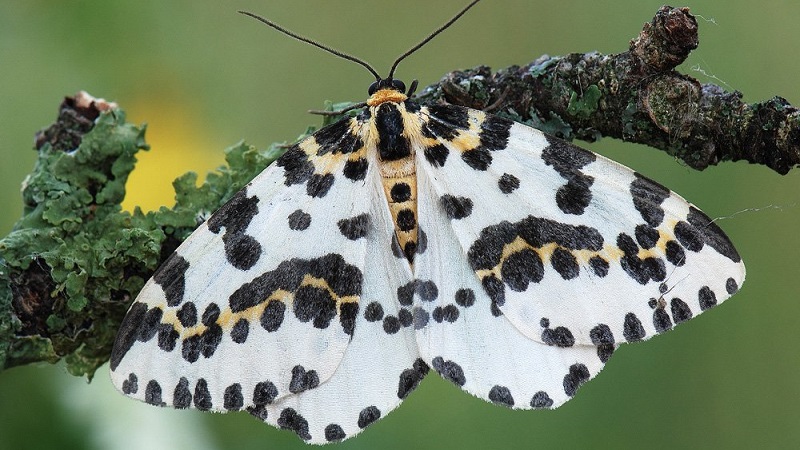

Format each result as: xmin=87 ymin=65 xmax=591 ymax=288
xmin=0 ymin=6 xmax=796 ymax=378
xmin=417 ymin=6 xmax=800 ymax=174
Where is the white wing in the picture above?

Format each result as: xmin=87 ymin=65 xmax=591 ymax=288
xmin=253 ymin=172 xmax=422 ymax=442
xmin=111 ymin=118 xmax=376 ymax=412
xmin=412 ymin=104 xmax=743 ymax=403
xmin=415 ymin=165 xmax=608 ymax=407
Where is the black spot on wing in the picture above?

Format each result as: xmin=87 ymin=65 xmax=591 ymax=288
xmin=202 ymin=303 xmax=220 ymax=325
xmin=208 ymin=190 xmax=262 ymax=270
xmin=542 ymin=137 xmax=597 ymax=177
xmin=289 ymin=365 xmax=320 ymax=394
xmin=306 ymin=173 xmax=335 ymax=198
xmin=208 ymin=190 xmax=259 ymax=235
xmin=541 ymin=322 xmax=575 ymax=347
xmin=325 ymin=424 xmax=346 ymax=442
xmin=278 ymin=408 xmax=311 ymax=441
xmin=222 ymin=234 xmax=262 ymax=271
xmin=358 ymin=406 xmax=381 ymax=429
xmin=110 ymin=302 xmax=148 ymax=371
xmin=364 ymin=301 xmax=384 ymax=322
xmin=431 ymin=357 xmax=466 ymax=386
xmin=339 ymin=302 xmax=358 ymax=336
xmin=461 ymin=148 xmax=493 ymax=170
xmin=530 ymin=391 xmax=554 ymax=408
xmin=517 ymin=216 xmax=604 ymax=251
xmin=617 ymin=233 xmax=666 ymax=285
xmin=623 ymin=312 xmax=646 ymax=342
xmin=563 ymin=364 xmax=590 ymax=397
xmin=665 ymin=240 xmax=686 ymax=266
xmin=176 ymin=302 xmax=197 ymax=327
xmin=153 ymin=253 xmax=189 ymax=307
xmin=173 ymin=377 xmax=191 ymax=408
xmin=653 ymin=307 xmax=672 ymax=333
xmin=415 ymin=280 xmax=439 ymax=301
xmin=122 ymin=373 xmax=138 ymax=394
xmin=193 ymin=378 xmax=212 ymax=411
xmin=425 ymin=104 xmax=470 ymax=140
xmin=635 ymin=224 xmax=660 ymax=249
xmin=551 ymin=248 xmax=579 ymax=279
xmin=228 ymin=254 xmax=362 ymax=314
xmin=440 ymin=194 xmax=473 ymax=219
xmin=224 ymin=383 xmax=244 ymax=411
xmin=337 ymin=213 xmax=370 ymax=240
xmin=488 ymin=385 xmax=515 ymax=407
xmin=630 ymin=173 xmax=671 ymax=227
xmin=501 ymin=248 xmax=544 ymax=292
xmin=542 ymin=137 xmax=597 ymax=215
xmin=397 ymin=358 xmax=430 ymax=399
xmin=397 ymin=281 xmax=415 ymax=306
xmin=589 ymin=324 xmax=615 ymax=363
xmin=589 ymin=256 xmax=610 ymax=277
xmin=157 ymin=325 xmax=178 ymax=352
xmin=697 ymin=286 xmax=717 ymax=311
xmin=313 ymin=117 xmax=362 ymax=156
xmin=343 ymin=157 xmax=368 ymax=181
xmin=479 ymin=115 xmax=512 ymax=151
xmin=676 ymin=207 xmax=741 ymax=262
xmin=261 ymin=301 xmax=285 ymax=332
xmin=670 ymin=298 xmax=693 ymax=324
xmin=145 ymin=380 xmax=164 ymax=406
xmin=498 ymin=173 xmax=520 ymax=194
xmin=231 ymin=318 xmax=249 ymax=343
xmin=424 ymin=143 xmax=449 ymax=167
xmin=455 ymin=288 xmax=476 ymax=307
xmin=416 ymin=227 xmax=428 ymax=255
xmin=726 ymin=277 xmax=739 ymax=295
xmin=253 ymin=381 xmax=278 ymax=405
xmin=294 ymin=285 xmax=337 ymax=329
xmin=432 ymin=305 xmax=459 ymax=323
xmin=589 ymin=324 xmax=615 ymax=345
xmin=181 ymin=322 xmax=222 ymax=363
xmin=382 ymin=315 xmax=401 ymax=334
xmin=276 ymin=145 xmax=313 ymax=186
xmin=288 ymin=209 xmax=311 ymax=231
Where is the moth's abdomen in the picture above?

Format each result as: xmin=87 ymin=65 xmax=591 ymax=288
xmin=382 ymin=173 xmax=418 ymax=262
xmin=368 ymin=99 xmax=420 ymax=263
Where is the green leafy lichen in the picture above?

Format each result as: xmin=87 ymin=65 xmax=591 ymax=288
xmin=0 ymin=106 xmax=283 ymax=378
xmin=567 ymin=84 xmax=602 ymax=118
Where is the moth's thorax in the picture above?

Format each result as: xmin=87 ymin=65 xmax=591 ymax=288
xmin=364 ymin=94 xmax=420 ymax=264
xmin=366 ymin=88 xmax=408 ymax=107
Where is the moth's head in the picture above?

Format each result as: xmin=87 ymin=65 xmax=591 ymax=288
xmin=366 ymin=78 xmax=411 ymax=106
xmin=368 ymin=78 xmax=406 ymax=95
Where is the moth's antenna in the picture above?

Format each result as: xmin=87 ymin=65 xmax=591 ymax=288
xmin=238 ymin=11 xmax=382 ymax=81
xmin=388 ymin=0 xmax=481 ymax=79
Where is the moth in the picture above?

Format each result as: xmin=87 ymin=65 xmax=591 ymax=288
xmin=110 ymin=0 xmax=745 ymax=444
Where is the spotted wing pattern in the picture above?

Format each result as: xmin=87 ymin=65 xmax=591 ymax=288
xmin=111 ymin=116 xmax=378 ymax=416
xmin=414 ymin=162 xmax=609 ymax=407
xmin=413 ymin=104 xmax=744 ymax=356
xmin=110 ymin=94 xmax=745 ymax=444
xmin=254 ymin=176 xmax=423 ymax=442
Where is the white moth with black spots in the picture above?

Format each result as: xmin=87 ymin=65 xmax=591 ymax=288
xmin=110 ymin=0 xmax=745 ymax=444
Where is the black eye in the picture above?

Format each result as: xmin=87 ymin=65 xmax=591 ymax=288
xmin=391 ymin=79 xmax=406 ymax=93
xmin=368 ymin=81 xmax=379 ymax=95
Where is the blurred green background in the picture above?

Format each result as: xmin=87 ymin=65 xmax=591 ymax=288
xmin=1 ymin=1 xmax=798 ymax=449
